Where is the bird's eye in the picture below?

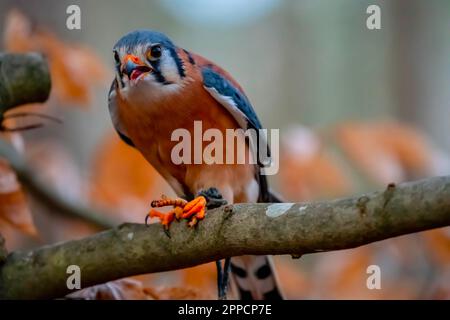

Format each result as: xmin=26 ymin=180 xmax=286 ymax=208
xmin=113 ymin=50 xmax=120 ymax=65
xmin=147 ymin=44 xmax=162 ymax=61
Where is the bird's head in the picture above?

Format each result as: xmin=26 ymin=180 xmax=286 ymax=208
xmin=112 ymin=30 xmax=186 ymax=94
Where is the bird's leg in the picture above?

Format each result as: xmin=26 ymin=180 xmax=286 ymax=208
xmin=195 ymin=188 xmax=230 ymax=300
xmin=145 ymin=209 xmax=176 ymax=230
xmin=180 ymin=196 xmax=206 ymax=220
xmin=217 ymin=258 xmax=232 ymax=300
xmin=145 ymin=196 xmax=187 ymax=230
xmin=216 ymin=260 xmax=224 ymax=297
xmin=145 ymin=195 xmax=208 ymax=229
xmin=198 ymin=187 xmax=228 ymax=210
xmin=147 ymin=189 xmax=230 ymax=299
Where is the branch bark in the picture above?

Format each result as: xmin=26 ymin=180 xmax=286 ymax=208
xmin=0 ymin=176 xmax=449 ymax=299
xmin=0 ymin=53 xmax=51 ymax=116
xmin=0 ymin=52 xmax=117 ymax=229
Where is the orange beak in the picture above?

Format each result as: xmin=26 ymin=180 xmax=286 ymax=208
xmin=122 ymin=54 xmax=152 ymax=80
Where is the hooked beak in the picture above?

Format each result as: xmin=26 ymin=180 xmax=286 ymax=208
xmin=122 ymin=54 xmax=152 ymax=81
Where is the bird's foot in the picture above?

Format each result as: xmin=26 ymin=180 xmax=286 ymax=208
xmin=145 ymin=195 xmax=206 ymax=229
xmin=181 ymin=196 xmax=207 ymax=227
xmin=146 ymin=209 xmax=177 ymax=230
xmin=185 ymin=187 xmax=228 ymax=227
xmin=197 ymin=188 xmax=230 ymax=300
xmin=216 ymin=258 xmax=232 ymax=300
xmin=198 ymin=187 xmax=228 ymax=210
xmin=146 ymin=188 xmax=227 ymax=230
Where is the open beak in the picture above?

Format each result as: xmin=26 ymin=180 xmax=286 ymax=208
xmin=122 ymin=54 xmax=152 ymax=81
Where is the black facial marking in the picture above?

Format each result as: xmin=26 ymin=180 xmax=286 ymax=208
xmin=149 ymin=59 xmax=172 ymax=85
xmin=113 ymin=30 xmax=185 ymax=80
xmin=230 ymin=263 xmax=247 ymax=278
xmin=168 ymin=47 xmax=185 ymax=78
xmin=183 ymin=49 xmax=196 ymax=65
xmin=146 ymin=55 xmax=174 ymax=85
xmin=255 ymin=264 xmax=272 ymax=279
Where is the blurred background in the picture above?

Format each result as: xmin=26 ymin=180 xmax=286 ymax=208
xmin=0 ymin=0 xmax=449 ymax=299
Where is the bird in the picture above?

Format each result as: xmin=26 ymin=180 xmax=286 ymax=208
xmin=108 ymin=29 xmax=283 ymax=300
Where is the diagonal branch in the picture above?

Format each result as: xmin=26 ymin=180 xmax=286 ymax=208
xmin=0 ymin=176 xmax=449 ymax=299
xmin=0 ymin=138 xmax=117 ymax=230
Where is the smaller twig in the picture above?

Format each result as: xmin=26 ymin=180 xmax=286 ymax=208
xmin=4 ymin=112 xmax=63 ymax=124
xmin=1 ymin=112 xmax=63 ymax=132
xmin=0 ymin=123 xmax=44 ymax=132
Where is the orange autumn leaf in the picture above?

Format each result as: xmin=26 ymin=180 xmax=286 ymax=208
xmin=68 ymin=278 xmax=210 ymax=300
xmin=90 ymin=132 xmax=174 ymax=222
xmin=278 ymin=126 xmax=351 ymax=201
xmin=0 ymin=126 xmax=36 ymax=236
xmin=422 ymin=228 xmax=450 ymax=265
xmin=273 ymin=257 xmax=310 ymax=299
xmin=0 ymin=158 xmax=36 ymax=236
xmin=335 ymin=122 xmax=432 ymax=185
xmin=36 ymin=32 xmax=108 ymax=105
xmin=2 ymin=9 xmax=33 ymax=52
xmin=146 ymin=286 xmax=212 ymax=300
xmin=68 ymin=279 xmax=152 ymax=300
xmin=182 ymin=262 xmax=217 ymax=297
xmin=3 ymin=9 xmax=109 ymax=106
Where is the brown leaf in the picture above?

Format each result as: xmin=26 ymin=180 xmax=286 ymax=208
xmin=68 ymin=278 xmax=211 ymax=300
xmin=273 ymin=257 xmax=310 ymax=299
xmin=68 ymin=279 xmax=152 ymax=300
xmin=3 ymin=9 xmax=34 ymax=52
xmin=278 ymin=126 xmax=351 ymax=201
xmin=36 ymin=32 xmax=109 ymax=105
xmin=90 ymin=133 xmax=174 ymax=222
xmin=146 ymin=286 xmax=211 ymax=300
xmin=3 ymin=9 xmax=109 ymax=107
xmin=335 ymin=122 xmax=432 ymax=185
xmin=0 ymin=157 xmax=36 ymax=236
xmin=422 ymin=228 xmax=450 ymax=265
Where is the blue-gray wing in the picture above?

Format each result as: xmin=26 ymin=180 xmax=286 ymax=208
xmin=202 ymin=67 xmax=263 ymax=131
xmin=202 ymin=67 xmax=275 ymax=202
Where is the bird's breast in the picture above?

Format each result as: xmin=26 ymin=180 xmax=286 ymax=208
xmin=115 ymin=82 xmax=245 ymax=194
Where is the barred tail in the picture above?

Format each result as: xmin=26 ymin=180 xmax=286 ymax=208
xmin=230 ymin=255 xmax=284 ymax=300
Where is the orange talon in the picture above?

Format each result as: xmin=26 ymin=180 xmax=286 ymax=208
xmin=148 ymin=209 xmax=175 ymax=229
xmin=188 ymin=216 xmax=198 ymax=228
xmin=196 ymin=207 xmax=206 ymax=220
xmin=147 ymin=195 xmax=207 ymax=230
xmin=174 ymin=206 xmax=184 ymax=220
xmin=181 ymin=196 xmax=207 ymax=219
xmin=152 ymin=196 xmax=187 ymax=208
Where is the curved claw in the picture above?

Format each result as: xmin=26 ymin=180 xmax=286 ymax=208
xmin=146 ymin=195 xmax=208 ymax=231
xmin=181 ymin=196 xmax=206 ymax=219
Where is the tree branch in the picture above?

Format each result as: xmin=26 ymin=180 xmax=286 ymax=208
xmin=0 ymin=52 xmax=117 ymax=229
xmin=0 ymin=138 xmax=117 ymax=229
xmin=0 ymin=53 xmax=51 ymax=116
xmin=0 ymin=176 xmax=449 ymax=299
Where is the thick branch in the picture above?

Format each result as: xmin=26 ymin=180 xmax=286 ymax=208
xmin=0 ymin=53 xmax=51 ymax=115
xmin=0 ymin=176 xmax=449 ymax=299
xmin=0 ymin=53 xmax=116 ymax=229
